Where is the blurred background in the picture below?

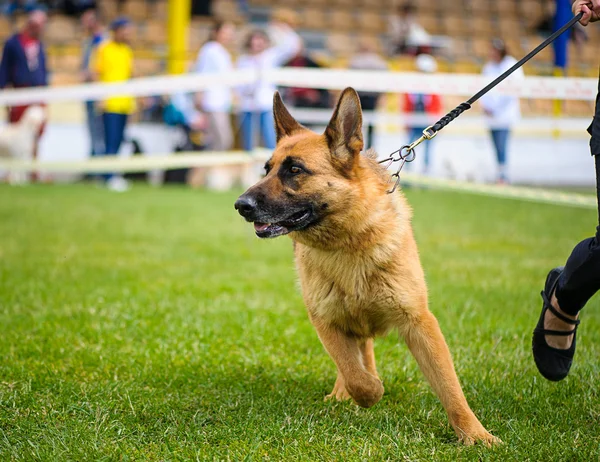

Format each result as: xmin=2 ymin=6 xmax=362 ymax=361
xmin=0 ymin=0 xmax=598 ymax=189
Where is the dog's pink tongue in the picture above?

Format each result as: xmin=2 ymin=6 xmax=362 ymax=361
xmin=254 ymin=222 xmax=271 ymax=232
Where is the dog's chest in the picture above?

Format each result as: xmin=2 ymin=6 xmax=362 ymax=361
xmin=295 ymin=247 xmax=400 ymax=337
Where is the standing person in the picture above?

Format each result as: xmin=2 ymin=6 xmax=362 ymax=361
xmin=480 ymin=39 xmax=524 ymax=184
xmin=403 ymin=54 xmax=442 ymax=176
xmin=0 ymin=6 xmax=48 ymax=181
xmin=80 ymin=6 xmax=106 ymax=161
xmin=388 ymin=3 xmax=430 ymax=55
xmin=236 ymin=22 xmax=301 ymax=151
xmin=194 ymin=21 xmax=236 ymax=152
xmin=532 ymin=0 xmax=600 ymax=382
xmin=348 ymin=37 xmax=389 ymax=149
xmin=93 ymin=17 xmax=135 ymax=192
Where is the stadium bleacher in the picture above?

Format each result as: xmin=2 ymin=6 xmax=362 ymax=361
xmin=1 ymin=0 xmax=598 ymax=117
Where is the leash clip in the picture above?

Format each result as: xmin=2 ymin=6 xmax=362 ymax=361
xmin=379 ymin=144 xmax=417 ymax=194
xmin=379 ymin=125 xmax=438 ymax=194
xmin=422 ymin=125 xmax=437 ymax=140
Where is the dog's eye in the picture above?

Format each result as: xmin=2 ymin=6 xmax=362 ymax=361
xmin=290 ymin=166 xmax=303 ymax=175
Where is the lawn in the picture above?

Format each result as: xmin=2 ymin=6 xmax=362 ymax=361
xmin=0 ymin=184 xmax=598 ymax=461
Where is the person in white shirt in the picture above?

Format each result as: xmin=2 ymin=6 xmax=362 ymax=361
xmin=480 ymin=39 xmax=524 ymax=184
xmin=194 ymin=21 xmax=236 ymax=151
xmin=236 ymin=23 xmax=301 ymax=151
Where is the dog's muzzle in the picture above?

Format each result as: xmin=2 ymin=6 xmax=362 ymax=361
xmin=234 ymin=194 xmax=257 ymax=220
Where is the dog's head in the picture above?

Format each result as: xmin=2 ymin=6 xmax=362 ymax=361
xmin=235 ymin=87 xmax=384 ymax=241
xmin=19 ymin=105 xmax=46 ymax=131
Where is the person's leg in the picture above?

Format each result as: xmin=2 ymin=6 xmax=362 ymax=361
xmin=86 ymin=101 xmax=105 ymax=157
xmin=491 ymin=129 xmax=509 ymax=182
xmin=116 ymin=113 xmax=128 ymax=152
xmin=535 ymin=80 xmax=600 ymax=375
xmin=86 ymin=101 xmax=97 ymax=156
xmin=204 ymin=112 xmax=234 ymax=190
xmin=103 ymin=112 xmax=122 ymax=182
xmin=240 ymin=111 xmax=254 ymax=151
xmin=219 ymin=112 xmax=234 ymax=151
xmin=260 ymin=110 xmax=276 ymax=150
xmin=207 ymin=112 xmax=233 ymax=151
xmin=553 ymin=154 xmax=600 ymax=317
xmin=106 ymin=113 xmax=129 ymax=190
xmin=533 ymin=155 xmax=600 ymax=380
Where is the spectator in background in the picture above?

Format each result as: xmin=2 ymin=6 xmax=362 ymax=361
xmin=348 ymin=36 xmax=388 ymax=149
xmin=93 ymin=17 xmax=135 ymax=192
xmin=403 ymin=54 xmax=441 ymax=176
xmin=283 ymin=44 xmax=329 ymax=113
xmin=0 ymin=6 xmax=48 ymax=181
xmin=480 ymin=39 xmax=523 ymax=184
xmin=166 ymin=92 xmax=206 ymax=137
xmin=194 ymin=21 xmax=235 ymax=152
xmin=80 ymin=6 xmax=105 ymax=160
xmin=236 ymin=22 xmax=301 ymax=151
xmin=388 ymin=3 xmax=430 ymax=55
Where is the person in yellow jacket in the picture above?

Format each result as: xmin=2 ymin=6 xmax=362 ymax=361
xmin=93 ymin=16 xmax=135 ymax=191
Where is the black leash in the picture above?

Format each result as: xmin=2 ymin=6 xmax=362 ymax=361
xmin=380 ymin=11 xmax=584 ymax=193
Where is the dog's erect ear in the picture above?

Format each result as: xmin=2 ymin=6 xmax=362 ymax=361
xmin=324 ymin=88 xmax=363 ymax=166
xmin=273 ymin=91 xmax=307 ymax=142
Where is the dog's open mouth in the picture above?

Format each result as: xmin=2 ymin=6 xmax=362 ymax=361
xmin=253 ymin=209 xmax=312 ymax=238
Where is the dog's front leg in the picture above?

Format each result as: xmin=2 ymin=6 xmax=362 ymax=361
xmin=312 ymin=319 xmax=383 ymax=408
xmin=402 ymin=309 xmax=500 ymax=446
xmin=325 ymin=339 xmax=377 ymax=402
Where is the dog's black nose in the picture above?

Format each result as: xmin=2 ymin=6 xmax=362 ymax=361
xmin=234 ymin=195 xmax=257 ymax=218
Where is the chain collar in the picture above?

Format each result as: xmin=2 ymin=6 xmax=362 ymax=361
xmin=378 ymin=126 xmax=437 ymax=193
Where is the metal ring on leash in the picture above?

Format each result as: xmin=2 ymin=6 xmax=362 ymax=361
xmin=378 ymin=126 xmax=433 ymax=193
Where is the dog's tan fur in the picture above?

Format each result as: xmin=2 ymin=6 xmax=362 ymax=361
xmin=239 ymin=88 xmax=498 ymax=445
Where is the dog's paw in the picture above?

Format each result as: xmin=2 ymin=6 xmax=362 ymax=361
xmin=345 ymin=375 xmax=384 ymax=408
xmin=458 ymin=429 xmax=502 ymax=447
xmin=325 ymin=385 xmax=352 ymax=402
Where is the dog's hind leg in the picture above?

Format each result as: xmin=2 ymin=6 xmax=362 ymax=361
xmin=313 ymin=321 xmax=383 ymax=408
xmin=402 ymin=309 xmax=500 ymax=446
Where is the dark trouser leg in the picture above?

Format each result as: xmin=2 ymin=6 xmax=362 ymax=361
xmin=555 ymin=155 xmax=600 ymax=316
xmin=103 ymin=113 xmax=128 ymax=182
xmin=86 ymin=101 xmax=104 ymax=157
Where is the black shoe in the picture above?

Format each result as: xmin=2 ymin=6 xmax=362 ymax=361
xmin=532 ymin=266 xmax=580 ymax=381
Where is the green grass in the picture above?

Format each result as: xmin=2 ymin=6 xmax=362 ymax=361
xmin=0 ymin=184 xmax=599 ymax=461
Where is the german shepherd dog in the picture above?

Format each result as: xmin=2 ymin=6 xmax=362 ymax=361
xmin=235 ymin=88 xmax=498 ymax=445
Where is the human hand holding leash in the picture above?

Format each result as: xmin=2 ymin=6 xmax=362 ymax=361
xmin=573 ymin=0 xmax=600 ymax=25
